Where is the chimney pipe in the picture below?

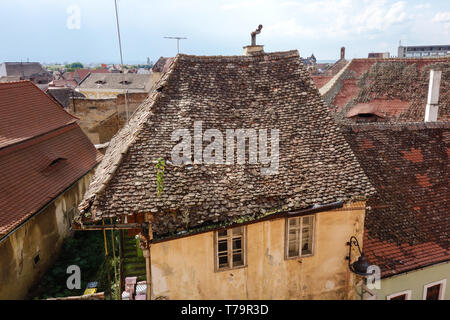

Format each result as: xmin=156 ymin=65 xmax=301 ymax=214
xmin=243 ymin=25 xmax=264 ymax=56
xmin=424 ymin=70 xmax=441 ymax=122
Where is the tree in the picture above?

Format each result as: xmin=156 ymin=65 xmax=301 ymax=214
xmin=69 ymin=62 xmax=84 ymax=69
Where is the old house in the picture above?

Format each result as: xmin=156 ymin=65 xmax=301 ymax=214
xmin=72 ymin=68 xmax=110 ymax=84
xmin=76 ymin=73 xmax=153 ymax=99
xmin=0 ymin=62 xmax=52 ymax=88
xmin=75 ymin=47 xmax=375 ymax=300
xmin=46 ymin=87 xmax=85 ymax=109
xmin=68 ymin=91 xmax=150 ymax=145
xmin=68 ymin=73 xmax=155 ymax=145
xmin=0 ymin=81 xmax=102 ymax=299
xmin=343 ymin=122 xmax=449 ymax=300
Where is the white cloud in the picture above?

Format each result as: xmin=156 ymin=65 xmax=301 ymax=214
xmin=265 ymin=0 xmax=411 ymax=39
xmin=432 ymin=11 xmax=450 ymax=23
xmin=414 ymin=3 xmax=431 ymax=9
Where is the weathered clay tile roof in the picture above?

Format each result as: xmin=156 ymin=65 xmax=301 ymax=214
xmin=0 ymin=81 xmax=78 ymax=149
xmin=0 ymin=81 xmax=102 ymax=237
xmin=330 ymin=58 xmax=450 ymax=122
xmin=78 ymin=51 xmax=374 ymax=236
xmin=152 ymin=57 xmax=175 ymax=73
xmin=343 ymin=122 xmax=450 ymax=277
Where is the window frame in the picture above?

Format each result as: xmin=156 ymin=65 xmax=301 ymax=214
xmin=284 ymin=214 xmax=316 ymax=260
xmin=423 ymin=279 xmax=446 ymax=300
xmin=214 ymin=226 xmax=247 ymax=272
xmin=386 ymin=290 xmax=412 ymax=300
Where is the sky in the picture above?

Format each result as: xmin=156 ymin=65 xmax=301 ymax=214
xmin=0 ymin=0 xmax=449 ymax=65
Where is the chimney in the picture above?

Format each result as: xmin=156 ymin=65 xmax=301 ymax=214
xmin=340 ymin=47 xmax=345 ymax=60
xmin=424 ymin=70 xmax=441 ymax=122
xmin=243 ymin=25 xmax=264 ymax=55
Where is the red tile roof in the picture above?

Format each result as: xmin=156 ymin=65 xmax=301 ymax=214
xmin=0 ymin=81 xmax=77 ymax=149
xmin=343 ymin=122 xmax=450 ymax=278
xmin=0 ymin=81 xmax=102 ymax=237
xmin=74 ymin=69 xmax=109 ymax=83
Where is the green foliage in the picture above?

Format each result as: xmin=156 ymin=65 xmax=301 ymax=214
xmin=68 ymin=62 xmax=84 ymax=69
xmin=28 ymin=231 xmax=106 ymax=300
xmin=155 ymin=158 xmax=166 ymax=197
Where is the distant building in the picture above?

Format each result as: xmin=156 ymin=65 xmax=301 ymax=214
xmin=0 ymin=62 xmax=52 ymax=85
xmin=368 ymin=52 xmax=390 ymax=58
xmin=301 ymin=54 xmax=317 ymax=66
xmin=76 ymin=73 xmax=153 ymax=99
xmin=46 ymin=87 xmax=85 ymax=109
xmin=398 ymin=45 xmax=450 ymax=58
xmin=72 ymin=68 xmax=109 ymax=84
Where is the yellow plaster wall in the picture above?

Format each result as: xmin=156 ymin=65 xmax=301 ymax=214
xmin=150 ymin=201 xmax=365 ymax=300
xmin=0 ymin=172 xmax=94 ymax=300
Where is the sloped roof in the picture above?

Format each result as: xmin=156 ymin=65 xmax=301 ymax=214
xmin=0 ymin=124 xmax=102 ymax=237
xmin=1 ymin=62 xmax=49 ymax=78
xmin=343 ymin=122 xmax=450 ymax=278
xmin=152 ymin=57 xmax=175 ymax=73
xmin=0 ymin=81 xmax=78 ymax=149
xmin=47 ymin=87 xmax=85 ymax=108
xmin=74 ymin=68 xmax=109 ymax=83
xmin=0 ymin=81 xmax=102 ymax=237
xmin=331 ymin=58 xmax=450 ymax=122
xmin=78 ymin=73 xmax=152 ymax=91
xmin=77 ymin=51 xmax=374 ymax=237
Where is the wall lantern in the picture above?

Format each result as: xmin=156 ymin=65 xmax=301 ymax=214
xmin=346 ymin=236 xmax=374 ymax=276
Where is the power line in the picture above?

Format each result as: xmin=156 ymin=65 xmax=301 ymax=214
xmin=164 ymin=36 xmax=188 ymax=54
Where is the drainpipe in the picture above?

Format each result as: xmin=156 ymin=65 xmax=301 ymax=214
xmin=424 ymin=70 xmax=441 ymax=122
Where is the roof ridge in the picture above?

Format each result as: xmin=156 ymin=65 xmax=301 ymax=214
xmin=352 ymin=57 xmax=450 ymax=62
xmin=0 ymin=80 xmax=30 ymax=88
xmin=78 ymin=54 xmax=181 ymax=214
xmin=27 ymin=81 xmax=79 ymax=121
xmin=177 ymin=50 xmax=300 ymax=61
xmin=341 ymin=121 xmax=450 ymax=132
xmin=0 ymin=122 xmax=78 ymax=156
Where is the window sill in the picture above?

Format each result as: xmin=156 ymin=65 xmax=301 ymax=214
xmin=285 ymin=253 xmax=314 ymax=261
xmin=215 ymin=264 xmax=248 ymax=273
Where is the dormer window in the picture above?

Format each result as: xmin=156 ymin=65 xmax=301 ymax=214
xmin=49 ymin=157 xmax=67 ymax=167
xmin=95 ymin=80 xmax=106 ymax=84
xmin=119 ymin=80 xmax=132 ymax=85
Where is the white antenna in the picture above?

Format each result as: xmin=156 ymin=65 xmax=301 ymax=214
xmin=164 ymin=36 xmax=188 ymax=54
xmin=114 ymin=0 xmax=129 ymax=122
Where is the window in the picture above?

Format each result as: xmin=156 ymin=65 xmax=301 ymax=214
xmin=387 ymin=290 xmax=411 ymax=300
xmin=215 ymin=226 xmax=246 ymax=271
xmin=33 ymin=253 xmax=40 ymax=265
xmin=285 ymin=215 xmax=315 ymax=259
xmin=423 ymin=280 xmax=446 ymax=300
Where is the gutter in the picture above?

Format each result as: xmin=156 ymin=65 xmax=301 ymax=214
xmin=380 ymin=259 xmax=450 ymax=280
xmin=150 ymin=201 xmax=344 ymax=244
